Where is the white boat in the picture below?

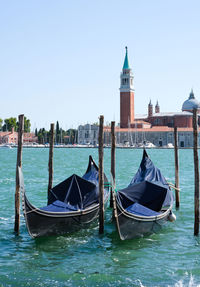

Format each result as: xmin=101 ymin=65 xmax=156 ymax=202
xmin=163 ymin=143 xmax=174 ymax=149
xmin=166 ymin=143 xmax=174 ymax=148
xmin=144 ymin=141 xmax=156 ymax=148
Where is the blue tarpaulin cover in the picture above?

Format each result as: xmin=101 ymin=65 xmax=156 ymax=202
xmin=41 ymin=200 xmax=78 ymax=212
xmin=45 ymin=156 xmax=108 ymax=212
xmin=117 ymin=150 xmax=173 ymax=212
xmin=129 ymin=149 xmax=169 ymax=188
xmin=126 ymin=202 xmax=160 ymax=216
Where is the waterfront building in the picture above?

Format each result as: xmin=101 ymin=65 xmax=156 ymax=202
xmin=0 ymin=128 xmax=37 ymax=145
xmin=78 ymin=124 xmax=99 ymax=145
xmin=78 ymin=123 xmax=200 ymax=148
xmin=77 ymin=48 xmax=200 ymax=148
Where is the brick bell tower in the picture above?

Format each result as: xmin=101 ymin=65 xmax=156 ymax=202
xmin=120 ymin=47 xmax=134 ymax=128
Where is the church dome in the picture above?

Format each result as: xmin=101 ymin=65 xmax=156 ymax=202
xmin=182 ymin=90 xmax=200 ymax=111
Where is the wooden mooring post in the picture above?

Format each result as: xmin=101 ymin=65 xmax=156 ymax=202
xmin=14 ymin=114 xmax=24 ymax=234
xmin=98 ymin=115 xmax=104 ymax=234
xmin=174 ymin=126 xmax=180 ymax=208
xmin=110 ymin=121 xmax=116 ymax=208
xmin=48 ymin=123 xmax=54 ymax=198
xmin=193 ymin=109 xmax=199 ymax=236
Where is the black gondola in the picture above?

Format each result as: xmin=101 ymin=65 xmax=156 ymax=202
xmin=112 ymin=149 xmax=176 ymax=240
xmin=20 ymin=156 xmax=110 ymax=238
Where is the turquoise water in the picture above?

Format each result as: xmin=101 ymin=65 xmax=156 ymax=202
xmin=0 ymin=148 xmax=200 ymax=287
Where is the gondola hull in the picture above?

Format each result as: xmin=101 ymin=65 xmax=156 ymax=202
xmin=112 ymin=149 xmax=175 ymax=240
xmin=114 ymin=196 xmax=172 ymax=240
xmin=22 ymin=194 xmax=102 ymax=238
xmin=19 ymin=155 xmax=110 ymax=238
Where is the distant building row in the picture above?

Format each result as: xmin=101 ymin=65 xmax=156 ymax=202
xmin=78 ymin=124 xmax=200 ymax=148
xmin=0 ymin=128 xmax=37 ymax=144
xmin=78 ymin=47 xmax=200 ymax=148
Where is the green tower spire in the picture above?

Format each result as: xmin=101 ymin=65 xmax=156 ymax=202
xmin=123 ymin=46 xmax=130 ymax=70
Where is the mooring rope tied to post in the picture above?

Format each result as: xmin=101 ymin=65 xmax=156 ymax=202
xmin=168 ymin=182 xmax=181 ymax=192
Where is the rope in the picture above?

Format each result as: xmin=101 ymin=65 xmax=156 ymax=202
xmin=26 ymin=208 xmax=40 ymax=214
xmin=25 ymin=207 xmax=99 ymax=225
xmin=71 ymin=209 xmax=99 ymax=225
xmin=168 ymin=182 xmax=181 ymax=192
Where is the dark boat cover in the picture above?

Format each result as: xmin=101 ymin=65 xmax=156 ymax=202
xmin=45 ymin=156 xmax=108 ymax=212
xmin=129 ymin=149 xmax=168 ymax=188
xmin=44 ymin=174 xmax=99 ymax=211
xmin=117 ymin=150 xmax=173 ymax=212
xmin=82 ymin=155 xmax=108 ymax=186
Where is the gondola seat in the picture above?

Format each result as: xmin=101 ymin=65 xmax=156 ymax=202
xmin=41 ymin=200 xmax=78 ymax=212
xmin=126 ymin=202 xmax=160 ymax=217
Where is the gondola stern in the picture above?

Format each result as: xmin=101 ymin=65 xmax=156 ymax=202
xmin=18 ymin=167 xmax=38 ymax=239
xmin=142 ymin=148 xmax=149 ymax=159
xmin=18 ymin=167 xmax=30 ymax=214
xmin=84 ymin=155 xmax=99 ymax=175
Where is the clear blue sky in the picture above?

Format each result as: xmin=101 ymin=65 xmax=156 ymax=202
xmin=0 ymin=0 xmax=200 ymax=130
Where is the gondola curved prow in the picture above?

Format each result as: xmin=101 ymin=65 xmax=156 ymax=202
xmin=18 ymin=166 xmax=26 ymax=214
xmin=18 ymin=166 xmax=34 ymax=237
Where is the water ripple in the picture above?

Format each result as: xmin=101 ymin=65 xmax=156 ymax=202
xmin=0 ymin=148 xmax=200 ymax=286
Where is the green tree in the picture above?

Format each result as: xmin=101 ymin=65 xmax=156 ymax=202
xmin=60 ymin=128 xmax=63 ymax=144
xmin=37 ymin=128 xmax=47 ymax=144
xmin=16 ymin=116 xmax=31 ymax=132
xmin=56 ymin=121 xmax=60 ymax=144
xmin=0 ymin=118 xmax=3 ymax=130
xmin=67 ymin=129 xmax=77 ymax=144
xmin=3 ymin=117 xmax=17 ymax=131
xmin=24 ymin=117 xmax=31 ymax=132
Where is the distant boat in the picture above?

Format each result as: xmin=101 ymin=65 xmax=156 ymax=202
xmin=162 ymin=143 xmax=174 ymax=149
xmin=112 ymin=149 xmax=175 ymax=240
xmin=166 ymin=143 xmax=174 ymax=148
xmin=20 ymin=156 xmax=110 ymax=238
xmin=143 ymin=141 xmax=156 ymax=148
